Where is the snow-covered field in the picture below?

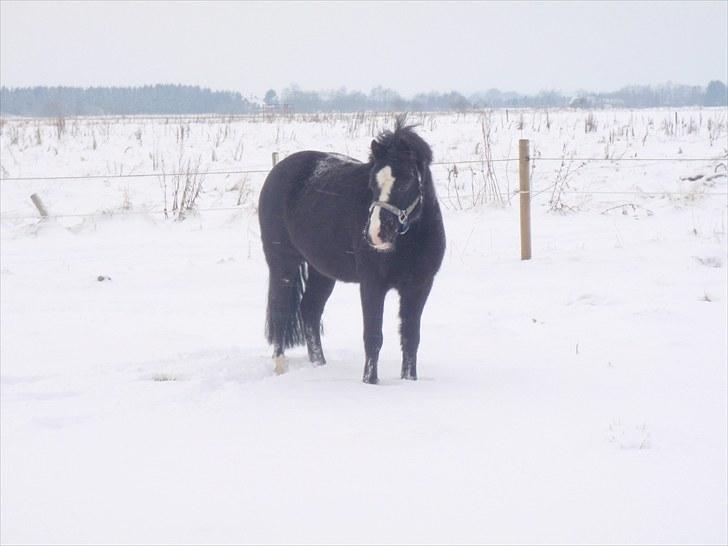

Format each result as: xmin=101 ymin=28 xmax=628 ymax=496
xmin=1 ymin=109 xmax=726 ymax=545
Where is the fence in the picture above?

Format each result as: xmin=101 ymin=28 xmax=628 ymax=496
xmin=2 ymin=144 xmax=727 ymax=260
xmin=0 ymin=155 xmax=723 ymax=183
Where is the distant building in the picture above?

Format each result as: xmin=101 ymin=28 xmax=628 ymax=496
xmin=569 ymin=96 xmax=593 ymax=109
xmin=260 ymin=103 xmax=293 ymax=114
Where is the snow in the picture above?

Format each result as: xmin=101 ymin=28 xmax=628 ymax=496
xmin=312 ymin=153 xmax=362 ymax=179
xmin=1 ymin=110 xmax=727 ymax=544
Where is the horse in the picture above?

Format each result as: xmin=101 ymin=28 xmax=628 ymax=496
xmin=258 ymin=116 xmax=445 ymax=384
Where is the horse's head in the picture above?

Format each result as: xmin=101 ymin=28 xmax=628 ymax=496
xmin=365 ymin=117 xmax=433 ymax=252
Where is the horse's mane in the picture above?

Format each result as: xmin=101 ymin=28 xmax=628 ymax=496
xmin=370 ymin=115 xmax=433 ymax=165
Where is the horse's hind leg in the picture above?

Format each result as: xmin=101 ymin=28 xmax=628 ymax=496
xmin=300 ymin=267 xmax=335 ymax=365
xmin=265 ymin=257 xmax=307 ymax=374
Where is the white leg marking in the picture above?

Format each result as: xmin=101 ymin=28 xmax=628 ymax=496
xmin=368 ymin=166 xmax=396 ymax=249
xmin=274 ymin=355 xmax=286 ymax=375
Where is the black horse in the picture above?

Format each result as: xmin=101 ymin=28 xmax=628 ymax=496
xmin=258 ymin=117 xmax=445 ymax=384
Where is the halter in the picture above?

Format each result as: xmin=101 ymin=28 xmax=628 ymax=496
xmin=369 ymin=195 xmax=421 ymax=235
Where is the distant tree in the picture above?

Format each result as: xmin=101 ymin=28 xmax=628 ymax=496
xmin=369 ymin=86 xmax=406 ymax=111
xmin=443 ymin=91 xmax=470 ymax=110
xmin=704 ymin=80 xmax=728 ymax=106
xmin=533 ymin=90 xmax=567 ymax=107
xmin=281 ymin=84 xmax=324 ymax=113
xmin=0 ymin=85 xmax=255 ymax=116
xmin=264 ymin=89 xmax=278 ymax=106
xmin=4 ymin=81 xmax=723 ymax=117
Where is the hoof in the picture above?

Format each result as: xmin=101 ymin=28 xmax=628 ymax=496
xmin=363 ymin=360 xmax=378 ymax=384
xmin=401 ymin=366 xmax=417 ymax=380
xmin=274 ymin=355 xmax=287 ymax=375
xmin=311 ymin=358 xmax=327 ymax=367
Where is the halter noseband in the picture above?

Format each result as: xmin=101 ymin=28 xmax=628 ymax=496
xmin=369 ymin=195 xmax=421 ymax=235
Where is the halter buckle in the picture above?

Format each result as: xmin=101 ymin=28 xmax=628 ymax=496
xmin=369 ymin=195 xmax=421 ymax=236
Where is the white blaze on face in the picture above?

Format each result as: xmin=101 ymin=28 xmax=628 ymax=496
xmin=368 ymin=166 xmax=396 ymax=249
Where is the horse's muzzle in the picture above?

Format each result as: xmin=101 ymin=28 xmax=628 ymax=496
xmin=366 ymin=206 xmax=399 ymax=252
xmin=368 ymin=240 xmax=395 ymax=252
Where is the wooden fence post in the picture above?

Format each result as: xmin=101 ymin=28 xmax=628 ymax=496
xmin=272 ymin=152 xmax=279 ymax=167
xmin=518 ymin=139 xmax=532 ymax=260
xmin=30 ymin=193 xmax=49 ymax=219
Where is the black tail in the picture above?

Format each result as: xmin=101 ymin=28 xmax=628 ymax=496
xmin=265 ymin=261 xmax=308 ymax=350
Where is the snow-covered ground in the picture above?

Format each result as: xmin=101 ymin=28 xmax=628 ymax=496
xmin=1 ymin=110 xmax=726 ymax=544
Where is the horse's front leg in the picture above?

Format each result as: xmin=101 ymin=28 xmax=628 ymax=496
xmin=360 ymin=281 xmax=387 ymax=384
xmin=398 ymin=278 xmax=434 ymax=380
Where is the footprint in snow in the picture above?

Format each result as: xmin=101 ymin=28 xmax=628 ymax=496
xmin=608 ymin=420 xmax=651 ymax=450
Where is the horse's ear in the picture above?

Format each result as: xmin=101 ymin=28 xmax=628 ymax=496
xmin=371 ymin=139 xmax=384 ymax=159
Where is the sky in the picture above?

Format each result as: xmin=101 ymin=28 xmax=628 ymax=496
xmin=1 ymin=1 xmax=726 ymax=98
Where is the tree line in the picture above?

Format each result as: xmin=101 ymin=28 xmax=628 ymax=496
xmin=0 ymin=85 xmax=255 ymax=116
xmin=1 ymin=81 xmax=725 ymax=117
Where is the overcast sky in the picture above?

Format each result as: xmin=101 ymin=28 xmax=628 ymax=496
xmin=1 ymin=1 xmax=726 ymax=98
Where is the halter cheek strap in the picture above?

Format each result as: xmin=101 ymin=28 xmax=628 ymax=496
xmin=369 ymin=195 xmax=422 ymax=235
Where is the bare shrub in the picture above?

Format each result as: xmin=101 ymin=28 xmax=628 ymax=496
xmin=661 ymin=116 xmax=675 ymax=137
xmin=55 ymin=117 xmax=66 ymax=140
xmin=686 ymin=117 xmax=698 ymax=135
xmin=158 ymin=166 xmax=169 ymax=219
xmin=445 ymin=164 xmax=464 ymax=210
xmin=708 ymin=116 xmax=726 ymax=147
xmin=585 ymin=112 xmax=598 ymax=133
xmin=232 ymin=139 xmax=244 ymax=161
xmin=121 ymin=186 xmax=132 ymax=211
xmin=236 ymin=175 xmax=252 ymax=206
xmin=165 ymin=156 xmax=208 ymax=220
xmin=150 ymin=147 xmax=162 ymax=170
xmin=548 ymin=145 xmax=580 ymax=214
xmin=477 ymin=113 xmax=505 ymax=206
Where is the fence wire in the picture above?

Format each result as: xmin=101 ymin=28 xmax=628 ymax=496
xmin=1 ymin=154 xmax=726 ymax=221
xmin=1 ymin=155 xmax=725 ymax=182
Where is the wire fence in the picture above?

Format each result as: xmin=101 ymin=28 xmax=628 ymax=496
xmin=0 ymin=206 xmax=246 ymax=220
xmin=1 ymin=154 xmax=726 ymax=221
xmin=1 ymin=155 xmax=725 ymax=182
xmin=0 ymin=169 xmax=271 ymax=182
